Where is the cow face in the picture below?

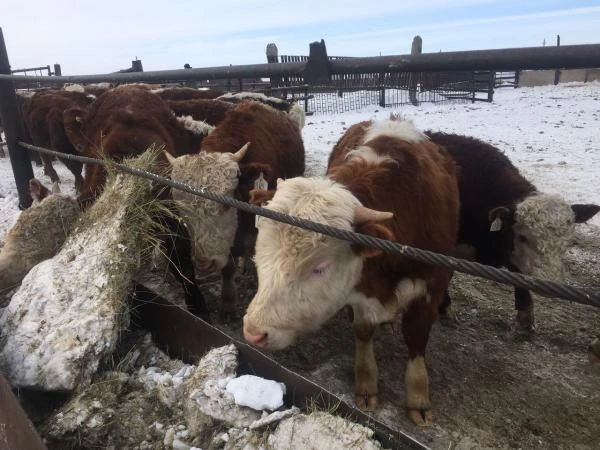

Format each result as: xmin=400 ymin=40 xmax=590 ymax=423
xmin=243 ymin=177 xmax=392 ymax=350
xmin=167 ymin=145 xmax=249 ymax=273
xmin=501 ymin=194 xmax=597 ymax=280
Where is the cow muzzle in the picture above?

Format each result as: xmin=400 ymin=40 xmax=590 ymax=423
xmin=243 ymin=320 xmax=268 ymax=347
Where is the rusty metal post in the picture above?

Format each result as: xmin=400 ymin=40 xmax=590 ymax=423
xmin=409 ymin=36 xmax=422 ymax=106
xmin=0 ymin=27 xmax=34 ymax=209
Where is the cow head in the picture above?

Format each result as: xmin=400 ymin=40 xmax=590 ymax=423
xmin=166 ymin=143 xmax=251 ymax=273
xmin=489 ymin=194 xmax=600 ymax=280
xmin=63 ymin=106 xmax=88 ymax=153
xmin=243 ymin=176 xmax=393 ymax=350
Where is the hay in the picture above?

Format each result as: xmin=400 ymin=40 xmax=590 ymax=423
xmin=0 ymin=146 xmax=169 ymax=391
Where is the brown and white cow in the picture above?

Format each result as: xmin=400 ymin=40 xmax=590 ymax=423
xmin=217 ymin=92 xmax=305 ymax=130
xmin=243 ymin=118 xmax=459 ymax=425
xmin=167 ymin=101 xmax=305 ymax=320
xmin=63 ymin=84 xmax=213 ymax=204
xmin=62 ymin=84 xmax=213 ymax=319
xmin=425 ymin=131 xmax=600 ymax=330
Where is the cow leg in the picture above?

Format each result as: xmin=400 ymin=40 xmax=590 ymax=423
xmin=160 ymin=213 xmax=210 ymax=322
xmin=514 ymin=287 xmax=535 ymax=331
xmin=60 ymin=158 xmax=84 ymax=192
xmin=219 ymin=256 xmax=238 ymax=322
xmin=41 ymin=154 xmax=60 ymax=184
xmin=402 ymin=297 xmax=436 ymax=426
xmin=352 ymin=319 xmax=378 ymax=411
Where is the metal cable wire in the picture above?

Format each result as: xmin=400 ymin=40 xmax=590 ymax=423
xmin=18 ymin=141 xmax=600 ymax=308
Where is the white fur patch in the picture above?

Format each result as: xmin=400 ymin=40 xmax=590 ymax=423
xmin=176 ymin=115 xmax=215 ymax=136
xmin=364 ymin=118 xmax=427 ymax=144
xmin=405 ymin=356 xmax=429 ymax=409
xmin=169 ymin=152 xmax=240 ymax=271
xmin=217 ymin=92 xmax=286 ymax=104
xmin=345 ymin=146 xmax=396 ymax=166
xmin=64 ymin=84 xmax=84 ymax=93
xmin=287 ymin=102 xmax=305 ymax=129
xmin=511 ymin=193 xmax=575 ymax=280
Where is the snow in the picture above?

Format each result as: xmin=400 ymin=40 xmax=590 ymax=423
xmin=1 ymin=83 xmax=598 ymax=244
xmin=226 ymin=374 xmax=286 ymax=411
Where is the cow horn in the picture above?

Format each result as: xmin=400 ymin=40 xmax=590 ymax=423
xmin=231 ymin=142 xmax=251 ymax=162
xmin=163 ymin=151 xmax=176 ymax=165
xmin=354 ymin=206 xmax=393 ymax=224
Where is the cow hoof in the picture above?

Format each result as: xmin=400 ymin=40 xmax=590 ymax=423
xmin=407 ymin=408 xmax=432 ymax=426
xmin=588 ymin=338 xmax=600 ymax=364
xmin=515 ymin=310 xmax=535 ymax=332
xmin=355 ymin=392 xmax=378 ymax=411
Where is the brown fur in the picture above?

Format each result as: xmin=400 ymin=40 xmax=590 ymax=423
xmin=63 ymin=85 xmax=205 ymax=204
xmin=154 ymin=87 xmax=224 ymax=101
xmin=20 ymin=90 xmax=93 ymax=190
xmin=166 ymin=99 xmax=234 ymax=125
xmin=328 ymin=122 xmax=459 ymax=423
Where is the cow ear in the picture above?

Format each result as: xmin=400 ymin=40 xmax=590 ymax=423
xmin=249 ymin=188 xmax=276 ymax=206
xmin=488 ymin=206 xmax=511 ymax=232
xmin=239 ymin=162 xmax=273 ymax=181
xmin=571 ymin=204 xmax=600 ymax=223
xmin=353 ymin=222 xmax=395 ymax=258
xmin=63 ymin=106 xmax=87 ymax=153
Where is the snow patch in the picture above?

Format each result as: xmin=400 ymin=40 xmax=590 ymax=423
xmin=226 ymin=374 xmax=286 ymax=411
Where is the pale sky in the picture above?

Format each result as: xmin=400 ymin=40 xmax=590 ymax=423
xmin=2 ymin=0 xmax=599 ymax=75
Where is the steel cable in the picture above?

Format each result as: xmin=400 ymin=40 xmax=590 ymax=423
xmin=18 ymin=141 xmax=600 ymax=308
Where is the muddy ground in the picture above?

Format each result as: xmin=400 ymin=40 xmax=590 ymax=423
xmin=199 ymin=224 xmax=600 ymax=450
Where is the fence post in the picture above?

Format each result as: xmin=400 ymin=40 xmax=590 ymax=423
xmin=53 ymin=63 xmax=62 ymax=76
xmin=554 ymin=35 xmax=561 ymax=85
xmin=303 ymin=39 xmax=331 ymax=85
xmin=266 ymin=43 xmax=284 ymax=97
xmin=0 ymin=27 xmax=34 ymax=209
xmin=378 ymin=72 xmax=386 ymax=107
xmin=408 ymin=35 xmax=422 ymax=106
xmin=132 ymin=58 xmax=143 ymax=72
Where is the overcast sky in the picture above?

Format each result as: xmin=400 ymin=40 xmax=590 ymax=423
xmin=2 ymin=0 xmax=599 ymax=75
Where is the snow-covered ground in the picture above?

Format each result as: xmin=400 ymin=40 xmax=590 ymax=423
xmin=1 ymin=81 xmax=599 ymax=235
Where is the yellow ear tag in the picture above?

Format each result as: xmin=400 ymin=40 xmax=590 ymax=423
xmin=254 ymin=173 xmax=268 ymax=228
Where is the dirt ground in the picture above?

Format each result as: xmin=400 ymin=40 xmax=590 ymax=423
xmin=203 ymin=224 xmax=600 ymax=450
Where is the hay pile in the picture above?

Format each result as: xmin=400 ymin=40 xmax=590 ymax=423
xmin=0 ymin=149 xmax=166 ymax=391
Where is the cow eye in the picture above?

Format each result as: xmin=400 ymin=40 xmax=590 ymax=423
xmin=312 ymin=262 xmax=331 ymax=276
xmin=518 ymin=235 xmax=528 ymax=244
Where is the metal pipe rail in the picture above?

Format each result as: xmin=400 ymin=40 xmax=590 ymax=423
xmin=18 ymin=142 xmax=600 ymax=309
xmin=1 ymin=44 xmax=599 ymax=85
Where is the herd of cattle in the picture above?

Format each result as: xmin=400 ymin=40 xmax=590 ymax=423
xmin=1 ymin=82 xmax=598 ymax=426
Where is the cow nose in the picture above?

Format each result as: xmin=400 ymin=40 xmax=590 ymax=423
xmin=243 ymin=326 xmax=268 ymax=347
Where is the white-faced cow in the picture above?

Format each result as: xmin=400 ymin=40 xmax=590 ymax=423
xmin=425 ymin=131 xmax=600 ymax=330
xmin=243 ymin=118 xmax=459 ymax=426
xmin=167 ymin=100 xmax=305 ymax=320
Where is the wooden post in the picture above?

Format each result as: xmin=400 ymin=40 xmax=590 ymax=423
xmin=0 ymin=27 xmax=34 ymax=209
xmin=378 ymin=72 xmax=386 ymax=107
xmin=554 ymin=35 xmax=561 ymax=85
xmin=409 ymin=35 xmax=422 ymax=106
xmin=266 ymin=43 xmax=284 ymax=97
